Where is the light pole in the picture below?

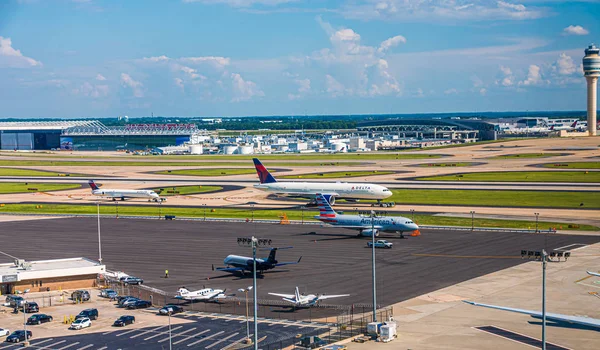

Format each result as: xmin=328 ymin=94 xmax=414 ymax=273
xmin=238 ymin=286 xmax=253 ymax=344
xmin=251 ymin=204 xmax=254 ymax=223
xmin=23 ymin=301 xmax=28 ymax=346
xmin=370 ymin=210 xmax=377 ymax=322
xmin=97 ymin=202 xmax=102 ymax=264
xmin=158 ymin=199 xmax=162 ymax=220
xmin=167 ymin=307 xmax=172 ymax=350
xmin=410 ymin=209 xmax=415 ymax=222
xmin=301 ymin=206 xmax=304 ymax=225
xmin=470 ymin=211 xmax=475 ymax=231
xmin=115 ymin=201 xmax=119 ymax=218
xmin=535 ymin=213 xmax=540 ymax=233
xmin=203 ymin=204 xmax=206 ymax=221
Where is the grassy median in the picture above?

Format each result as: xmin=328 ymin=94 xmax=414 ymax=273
xmin=0 ymin=182 xmax=81 ymax=194
xmin=0 ymin=168 xmax=86 ymax=177
xmin=155 ymin=168 xmax=257 ymax=176
xmin=151 ymin=185 xmax=222 ymax=196
xmin=0 ymin=160 xmax=362 ymax=167
xmin=542 ymin=162 xmax=600 ymax=169
xmin=279 ymin=171 xmax=394 ymax=179
xmin=490 ymin=153 xmax=564 ymax=159
xmin=416 ymin=171 xmax=600 ymax=183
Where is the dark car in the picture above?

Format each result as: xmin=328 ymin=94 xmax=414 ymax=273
xmin=297 ymin=336 xmax=327 ymax=349
xmin=71 ymin=290 xmax=90 ymax=302
xmin=23 ymin=302 xmax=39 ymax=313
xmin=6 ymin=330 xmax=32 ymax=343
xmin=5 ymin=295 xmax=24 ymax=308
xmin=113 ymin=315 xmax=135 ymax=327
xmin=116 ymin=295 xmax=133 ymax=303
xmin=119 ymin=297 xmax=140 ymax=308
xmin=27 ymin=314 xmax=53 ymax=325
xmin=120 ymin=276 xmax=143 ymax=285
xmin=158 ymin=305 xmax=184 ymax=315
xmin=126 ymin=300 xmax=152 ymax=310
xmin=76 ymin=308 xmax=98 ymax=320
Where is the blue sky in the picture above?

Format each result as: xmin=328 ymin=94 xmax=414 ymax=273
xmin=0 ymin=0 xmax=598 ymax=117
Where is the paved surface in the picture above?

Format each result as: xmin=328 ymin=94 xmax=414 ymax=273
xmin=2 ymin=218 xmax=599 ymax=315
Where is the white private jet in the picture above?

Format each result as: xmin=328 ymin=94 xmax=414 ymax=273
xmin=88 ymin=180 xmax=162 ymax=202
xmin=252 ymin=158 xmax=392 ymax=205
xmin=587 ymin=271 xmax=600 ymax=277
xmin=175 ymin=287 xmax=226 ymax=302
xmin=269 ymin=286 xmax=349 ymax=308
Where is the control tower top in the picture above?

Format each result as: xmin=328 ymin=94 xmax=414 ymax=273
xmin=584 ymin=44 xmax=600 ymax=78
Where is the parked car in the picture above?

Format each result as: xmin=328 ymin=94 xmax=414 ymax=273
xmin=27 ymin=314 xmax=53 ymax=325
xmin=69 ymin=317 xmax=91 ymax=330
xmin=120 ymin=276 xmax=143 ymax=285
xmin=100 ymin=289 xmax=118 ymax=299
xmin=158 ymin=305 xmax=184 ymax=315
xmin=116 ymin=295 xmax=133 ymax=303
xmin=119 ymin=297 xmax=140 ymax=308
xmin=5 ymin=330 xmax=32 ymax=343
xmin=24 ymin=302 xmax=39 ymax=313
xmin=297 ymin=335 xmax=327 ymax=349
xmin=113 ymin=315 xmax=135 ymax=327
xmin=126 ymin=300 xmax=152 ymax=310
xmin=5 ymin=295 xmax=24 ymax=308
xmin=71 ymin=290 xmax=90 ymax=302
xmin=367 ymin=240 xmax=393 ymax=249
xmin=0 ymin=328 xmax=9 ymax=337
xmin=76 ymin=308 xmax=98 ymax=321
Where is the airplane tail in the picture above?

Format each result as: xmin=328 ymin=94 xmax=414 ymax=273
xmin=88 ymin=180 xmax=99 ymax=191
xmin=176 ymin=287 xmax=190 ymax=296
xmin=253 ymin=158 xmax=277 ymax=184
xmin=295 ymin=286 xmax=301 ymax=301
xmin=571 ymin=120 xmax=578 ymax=128
xmin=316 ymin=193 xmax=337 ymax=218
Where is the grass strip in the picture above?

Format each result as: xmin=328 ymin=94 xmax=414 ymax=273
xmin=416 ymin=162 xmax=477 ymax=167
xmin=416 ymin=171 xmax=600 ymax=183
xmin=542 ymin=162 xmax=600 ymax=169
xmin=279 ymin=171 xmax=394 ymax=179
xmin=0 ymin=168 xmax=86 ymax=177
xmin=155 ymin=169 xmax=257 ymax=176
xmin=0 ymin=160 xmax=361 ymax=167
xmin=490 ymin=153 xmax=564 ymax=159
xmin=151 ymin=185 xmax=222 ymax=196
xmin=0 ymin=182 xmax=80 ymax=194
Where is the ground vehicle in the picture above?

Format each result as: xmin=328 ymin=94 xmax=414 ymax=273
xmin=69 ymin=317 xmax=91 ymax=330
xmin=158 ymin=305 xmax=184 ymax=315
xmin=120 ymin=276 xmax=143 ymax=285
xmin=0 ymin=328 xmax=9 ymax=337
xmin=5 ymin=330 xmax=32 ymax=343
xmin=113 ymin=315 xmax=135 ymax=327
xmin=100 ymin=289 xmax=118 ymax=299
xmin=71 ymin=290 xmax=90 ymax=302
xmin=116 ymin=295 xmax=133 ymax=303
xmin=367 ymin=240 xmax=393 ymax=249
xmin=76 ymin=308 xmax=98 ymax=320
xmin=126 ymin=300 xmax=152 ymax=309
xmin=5 ymin=295 xmax=24 ymax=308
xmin=24 ymin=302 xmax=39 ymax=313
xmin=119 ymin=297 xmax=140 ymax=308
xmin=297 ymin=335 xmax=327 ymax=349
xmin=27 ymin=314 xmax=53 ymax=325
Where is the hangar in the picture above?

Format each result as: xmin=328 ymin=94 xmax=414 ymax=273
xmin=357 ymin=118 xmax=497 ymax=141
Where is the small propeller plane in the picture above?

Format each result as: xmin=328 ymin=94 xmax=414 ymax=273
xmin=175 ymin=287 xmax=227 ymax=302
xmin=212 ymin=247 xmax=301 ymax=275
xmin=269 ymin=286 xmax=349 ymax=308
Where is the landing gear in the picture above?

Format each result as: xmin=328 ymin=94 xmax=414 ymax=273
xmin=396 ymin=231 xmax=406 ymax=239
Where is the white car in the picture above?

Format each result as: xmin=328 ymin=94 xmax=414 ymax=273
xmin=69 ymin=317 xmax=91 ymax=330
xmin=0 ymin=328 xmax=9 ymax=337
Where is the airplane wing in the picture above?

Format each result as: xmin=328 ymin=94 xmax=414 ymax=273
xmin=214 ymin=267 xmax=246 ymax=273
xmin=317 ymin=294 xmax=350 ymax=300
xmin=268 ymin=293 xmax=296 ymax=299
xmin=587 ymin=271 xmax=600 ymax=277
xmin=330 ymin=225 xmax=384 ymax=230
xmin=464 ymin=301 xmax=600 ymax=329
xmin=275 ymin=256 xmax=302 ymax=267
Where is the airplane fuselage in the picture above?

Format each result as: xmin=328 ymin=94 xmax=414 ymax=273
xmin=92 ymin=189 xmax=159 ymax=201
xmin=255 ymin=182 xmax=392 ymax=200
xmin=223 ymin=255 xmax=271 ymax=271
xmin=316 ymin=213 xmax=419 ymax=233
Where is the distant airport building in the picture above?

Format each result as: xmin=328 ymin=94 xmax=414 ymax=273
xmin=0 ymin=120 xmax=207 ymax=151
xmin=357 ymin=118 xmax=489 ymax=141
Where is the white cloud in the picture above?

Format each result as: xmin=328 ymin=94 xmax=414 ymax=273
xmin=95 ymin=74 xmax=106 ymax=81
xmin=179 ymin=56 xmax=230 ymax=68
xmin=325 ymin=74 xmax=345 ymax=97
xmin=479 ymin=88 xmax=487 ymax=96
xmin=174 ymin=78 xmax=185 ymax=91
xmin=0 ymin=36 xmax=41 ymax=68
xmin=120 ymin=73 xmax=144 ymax=97
xmin=288 ymin=78 xmax=311 ymax=100
xmin=497 ymin=65 xmax=514 ymax=86
xmin=555 ymin=53 xmax=577 ymax=75
xmin=143 ymin=55 xmax=170 ymax=62
xmin=182 ymin=0 xmax=298 ymax=7
xmin=444 ymin=88 xmax=459 ymax=95
xmin=72 ymin=81 xmax=109 ymax=98
xmin=230 ymin=73 xmax=264 ymax=102
xmin=519 ymin=64 xmax=546 ymax=86
xmin=563 ymin=25 xmax=589 ymax=36
xmin=377 ymin=35 xmax=406 ymax=54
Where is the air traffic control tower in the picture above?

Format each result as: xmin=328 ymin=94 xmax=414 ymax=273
xmin=583 ymin=44 xmax=600 ymax=136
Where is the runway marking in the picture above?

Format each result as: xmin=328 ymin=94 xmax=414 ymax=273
xmin=575 ymin=275 xmax=593 ymax=283
xmin=115 ymin=328 xmax=139 ymax=337
xmin=143 ymin=326 xmax=183 ymax=340
xmin=130 ymin=325 xmax=168 ymax=338
xmin=29 ymin=339 xmax=55 ymax=347
xmin=56 ymin=342 xmax=80 ymax=350
xmin=0 ymin=344 xmax=19 ymax=350
xmin=554 ymin=243 xmax=588 ymax=252
xmin=205 ymin=332 xmax=239 ymax=348
xmin=187 ymin=331 xmax=225 ymax=347
xmin=474 ymin=325 xmax=572 ymax=350
xmin=172 ymin=329 xmax=211 ymax=345
xmin=157 ymin=327 xmax=197 ymax=343
xmin=76 ymin=345 xmax=94 ymax=350
xmin=96 ymin=347 xmax=108 ymax=350
xmin=39 ymin=340 xmax=67 ymax=349
xmin=412 ymin=253 xmax=520 ymax=259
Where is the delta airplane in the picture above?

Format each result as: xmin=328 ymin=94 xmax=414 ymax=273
xmin=88 ymin=180 xmax=161 ymax=202
xmin=269 ymin=286 xmax=349 ymax=308
xmin=314 ymin=194 xmax=419 ymax=237
xmin=549 ymin=120 xmax=579 ymax=131
xmin=252 ymin=158 xmax=392 ymax=205
xmin=212 ymin=247 xmax=301 ymax=275
xmin=175 ymin=287 xmax=226 ymax=302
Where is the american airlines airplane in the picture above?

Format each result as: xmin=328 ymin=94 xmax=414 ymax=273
xmin=269 ymin=286 xmax=349 ymax=308
xmin=314 ymin=194 xmax=419 ymax=237
xmin=88 ymin=180 xmax=161 ymax=202
xmin=212 ymin=247 xmax=301 ymax=275
xmin=252 ymin=158 xmax=392 ymax=205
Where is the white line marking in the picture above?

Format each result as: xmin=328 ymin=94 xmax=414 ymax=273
xmin=130 ymin=325 xmax=168 ymax=338
xmin=157 ymin=327 xmax=197 ymax=343
xmin=220 ymin=336 xmax=252 ymax=350
xmin=0 ymin=344 xmax=18 ymax=350
xmin=115 ymin=328 xmax=140 ymax=337
xmin=57 ymin=342 xmax=80 ymax=350
xmin=555 ymin=243 xmax=588 ymax=251
xmin=96 ymin=347 xmax=108 ymax=350
xmin=143 ymin=326 xmax=183 ymax=340
xmin=205 ymin=333 xmax=239 ymax=349
xmin=172 ymin=329 xmax=211 ymax=345
xmin=76 ymin=345 xmax=94 ymax=350
xmin=187 ymin=331 xmax=225 ymax=347
xmin=39 ymin=340 xmax=67 ymax=349
xmin=29 ymin=339 xmax=55 ymax=347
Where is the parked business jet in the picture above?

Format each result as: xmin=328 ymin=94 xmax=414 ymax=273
xmin=269 ymin=286 xmax=349 ymax=308
xmin=588 ymin=271 xmax=600 ymax=277
xmin=314 ymin=194 xmax=419 ymax=237
xmin=252 ymin=158 xmax=392 ymax=205
xmin=175 ymin=287 xmax=226 ymax=302
xmin=88 ymin=180 xmax=161 ymax=202
xmin=212 ymin=247 xmax=301 ymax=275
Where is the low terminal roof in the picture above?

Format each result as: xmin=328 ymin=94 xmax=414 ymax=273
xmin=0 ymin=120 xmax=99 ymax=131
xmin=0 ymin=257 xmax=105 ymax=283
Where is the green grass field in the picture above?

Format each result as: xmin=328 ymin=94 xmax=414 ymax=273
xmin=0 ymin=182 xmax=81 ymax=194
xmin=490 ymin=153 xmax=564 ymax=159
xmin=416 ymin=171 xmax=600 ymax=183
xmin=386 ymin=189 xmax=600 ymax=209
xmin=542 ymin=162 xmax=600 ymax=169
xmin=416 ymin=162 xmax=477 ymax=167
xmin=0 ymin=160 xmax=361 ymax=167
xmin=155 ymin=168 xmax=257 ymax=176
xmin=0 ymin=203 xmax=595 ymax=231
xmin=0 ymin=168 xmax=86 ymax=177
xmin=151 ymin=185 xmax=223 ymax=196
xmin=279 ymin=170 xmax=394 ymax=179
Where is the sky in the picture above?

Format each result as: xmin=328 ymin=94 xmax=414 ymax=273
xmin=0 ymin=0 xmax=599 ymax=117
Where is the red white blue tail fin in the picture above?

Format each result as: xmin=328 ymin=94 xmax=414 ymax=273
xmin=252 ymin=158 xmax=277 ymax=184
xmin=88 ymin=180 xmax=99 ymax=191
xmin=316 ymin=194 xmax=337 ymax=218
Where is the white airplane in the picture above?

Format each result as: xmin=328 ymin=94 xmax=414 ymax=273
xmin=269 ymin=286 xmax=349 ymax=307
xmin=175 ymin=287 xmax=226 ymax=301
xmin=88 ymin=180 xmax=161 ymax=202
xmin=549 ymin=120 xmax=579 ymax=131
xmin=252 ymin=158 xmax=392 ymax=205
xmin=464 ymin=301 xmax=600 ymax=329
xmin=587 ymin=271 xmax=600 ymax=277
xmin=314 ymin=194 xmax=419 ymax=237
